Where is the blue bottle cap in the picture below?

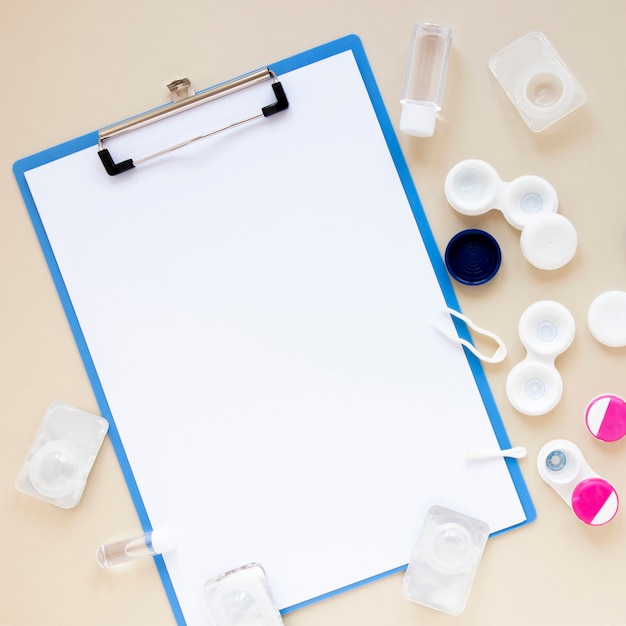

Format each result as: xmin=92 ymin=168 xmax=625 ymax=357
xmin=445 ymin=229 xmax=501 ymax=285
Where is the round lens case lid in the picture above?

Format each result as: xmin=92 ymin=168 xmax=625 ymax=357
xmin=520 ymin=213 xmax=578 ymax=270
xmin=585 ymin=394 xmax=626 ymax=442
xmin=445 ymin=229 xmax=501 ymax=285
xmin=587 ymin=290 xmax=626 ymax=347
xmin=571 ymin=478 xmax=619 ymax=526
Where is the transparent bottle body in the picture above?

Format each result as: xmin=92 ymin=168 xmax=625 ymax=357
xmin=400 ymin=23 xmax=452 ymax=136
xmin=96 ymin=530 xmax=173 ymax=567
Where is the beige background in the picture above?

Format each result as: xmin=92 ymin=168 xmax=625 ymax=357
xmin=2 ymin=1 xmax=626 ymax=624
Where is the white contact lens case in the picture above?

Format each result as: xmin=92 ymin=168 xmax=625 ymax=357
xmin=15 ymin=401 xmax=109 ymax=508
xmin=506 ymin=301 xmax=575 ymax=416
xmin=444 ymin=159 xmax=577 ymax=270
xmin=401 ymin=505 xmax=489 ymax=616
xmin=489 ymin=32 xmax=587 ymax=132
xmin=537 ymin=439 xmax=618 ymax=526
xmin=444 ymin=159 xmax=558 ymax=229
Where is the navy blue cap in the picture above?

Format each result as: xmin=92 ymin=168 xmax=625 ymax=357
xmin=445 ymin=229 xmax=501 ymax=285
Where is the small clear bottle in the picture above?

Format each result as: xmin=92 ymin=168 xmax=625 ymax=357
xmin=96 ymin=529 xmax=175 ymax=568
xmin=400 ymin=23 xmax=452 ymax=137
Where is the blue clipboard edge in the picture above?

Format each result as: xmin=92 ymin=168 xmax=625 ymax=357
xmin=13 ymin=33 xmax=535 ymax=622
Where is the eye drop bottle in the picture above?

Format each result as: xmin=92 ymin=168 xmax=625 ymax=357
xmin=400 ymin=23 xmax=452 ymax=137
xmin=96 ymin=529 xmax=175 ymax=568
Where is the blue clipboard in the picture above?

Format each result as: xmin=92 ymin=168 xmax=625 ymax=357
xmin=14 ymin=35 xmax=535 ymax=624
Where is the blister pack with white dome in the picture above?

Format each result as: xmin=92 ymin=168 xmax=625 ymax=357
xmin=401 ymin=505 xmax=489 ymax=616
xmin=489 ymin=32 xmax=587 ymax=132
xmin=506 ymin=301 xmax=575 ymax=416
xmin=202 ymin=563 xmax=284 ymax=626
xmin=15 ymin=401 xmax=108 ymax=508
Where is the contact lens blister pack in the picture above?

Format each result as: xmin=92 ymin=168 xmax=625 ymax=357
xmin=401 ymin=506 xmax=489 ymax=615
xmin=15 ymin=401 xmax=109 ymax=509
xmin=202 ymin=563 xmax=284 ymax=626
xmin=489 ymin=31 xmax=586 ymax=132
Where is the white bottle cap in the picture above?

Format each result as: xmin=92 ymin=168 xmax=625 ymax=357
xmin=399 ymin=102 xmax=438 ymax=137
xmin=587 ymin=291 xmax=626 ymax=347
xmin=520 ymin=213 xmax=577 ymax=269
xmin=150 ymin=529 xmax=176 ymax=554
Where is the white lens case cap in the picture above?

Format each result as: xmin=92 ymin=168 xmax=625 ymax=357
xmin=520 ymin=213 xmax=577 ymax=270
xmin=587 ymin=290 xmax=626 ymax=347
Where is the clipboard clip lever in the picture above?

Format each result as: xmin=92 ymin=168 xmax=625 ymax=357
xmin=97 ymin=69 xmax=289 ymax=176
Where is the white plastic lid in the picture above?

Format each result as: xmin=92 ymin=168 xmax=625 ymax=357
xmin=520 ymin=213 xmax=577 ymax=269
xmin=150 ymin=529 xmax=176 ymax=554
xmin=587 ymin=290 xmax=626 ymax=347
xmin=399 ymin=101 xmax=437 ymax=137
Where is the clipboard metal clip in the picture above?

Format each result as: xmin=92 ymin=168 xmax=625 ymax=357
xmin=97 ymin=68 xmax=289 ymax=176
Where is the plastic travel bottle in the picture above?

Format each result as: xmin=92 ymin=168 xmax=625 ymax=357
xmin=400 ymin=23 xmax=452 ymax=137
xmin=96 ymin=529 xmax=175 ymax=568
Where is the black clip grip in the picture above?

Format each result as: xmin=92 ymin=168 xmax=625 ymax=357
xmin=98 ymin=149 xmax=135 ymax=176
xmin=262 ymin=82 xmax=289 ymax=117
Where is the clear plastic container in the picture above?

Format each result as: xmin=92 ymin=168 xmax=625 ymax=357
xmin=15 ymin=401 xmax=109 ymax=508
xmin=96 ymin=529 xmax=175 ymax=568
xmin=401 ymin=506 xmax=489 ymax=615
xmin=400 ymin=23 xmax=452 ymax=137
xmin=203 ymin=563 xmax=284 ymax=626
xmin=489 ymin=32 xmax=586 ymax=132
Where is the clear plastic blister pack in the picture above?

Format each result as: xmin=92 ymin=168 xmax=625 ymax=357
xmin=15 ymin=402 xmax=109 ymax=509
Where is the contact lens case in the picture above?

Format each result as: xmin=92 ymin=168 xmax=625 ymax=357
xmin=444 ymin=159 xmax=577 ymax=270
xmin=506 ymin=301 xmax=575 ymax=416
xmin=444 ymin=159 xmax=557 ymax=229
xmin=537 ymin=439 xmax=618 ymax=526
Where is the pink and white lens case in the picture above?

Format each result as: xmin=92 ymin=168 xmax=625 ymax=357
xmin=537 ymin=439 xmax=618 ymax=526
xmin=585 ymin=394 xmax=626 ymax=442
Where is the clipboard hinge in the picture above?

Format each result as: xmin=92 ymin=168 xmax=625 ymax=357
xmin=97 ymin=69 xmax=289 ymax=176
